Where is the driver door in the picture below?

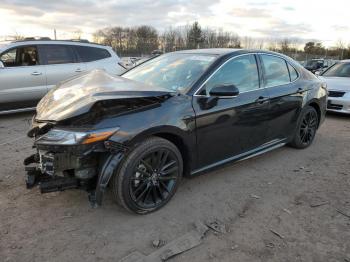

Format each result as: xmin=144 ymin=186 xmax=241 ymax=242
xmin=192 ymin=54 xmax=271 ymax=170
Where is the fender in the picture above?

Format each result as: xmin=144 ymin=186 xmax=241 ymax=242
xmin=125 ymin=125 xmax=193 ymax=146
xmin=90 ymin=152 xmax=124 ymax=206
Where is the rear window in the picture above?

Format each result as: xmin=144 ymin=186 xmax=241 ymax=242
xmin=75 ymin=46 xmax=111 ymax=62
xmin=261 ymin=54 xmax=290 ymax=87
xmin=42 ymin=45 xmax=76 ymax=65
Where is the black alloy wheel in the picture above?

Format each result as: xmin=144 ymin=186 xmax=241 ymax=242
xmin=299 ymin=110 xmax=318 ymax=145
xmin=112 ymin=137 xmax=183 ymax=214
xmin=290 ymin=106 xmax=319 ymax=149
xmin=129 ymin=149 xmax=179 ymax=209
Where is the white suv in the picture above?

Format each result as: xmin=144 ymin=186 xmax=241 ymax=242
xmin=0 ymin=39 xmax=126 ymax=114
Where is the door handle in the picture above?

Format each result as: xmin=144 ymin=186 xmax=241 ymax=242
xmin=31 ymin=71 xmax=42 ymax=76
xmin=75 ymin=68 xmax=83 ymax=72
xmin=255 ymin=96 xmax=269 ymax=104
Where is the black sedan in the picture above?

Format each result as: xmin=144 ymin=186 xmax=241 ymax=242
xmin=25 ymin=49 xmax=327 ymax=214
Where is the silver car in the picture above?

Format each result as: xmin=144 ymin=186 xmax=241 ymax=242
xmin=0 ymin=39 xmax=126 ymax=114
xmin=319 ymin=60 xmax=350 ymax=114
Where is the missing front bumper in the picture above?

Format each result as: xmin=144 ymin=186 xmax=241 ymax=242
xmin=24 ymin=150 xmax=97 ymax=192
xmin=24 ymin=144 xmax=124 ymax=207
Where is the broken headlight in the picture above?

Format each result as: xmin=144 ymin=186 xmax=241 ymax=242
xmin=36 ymin=127 xmax=120 ymax=145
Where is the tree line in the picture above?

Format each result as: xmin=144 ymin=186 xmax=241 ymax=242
xmin=93 ymin=21 xmax=350 ymax=60
xmin=93 ymin=22 xmax=240 ymax=56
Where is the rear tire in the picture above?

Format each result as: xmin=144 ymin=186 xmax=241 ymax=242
xmin=289 ymin=106 xmax=319 ymax=149
xmin=112 ymin=137 xmax=183 ymax=214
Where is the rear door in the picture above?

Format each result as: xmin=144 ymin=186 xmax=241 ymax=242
xmin=39 ymin=44 xmax=87 ymax=90
xmin=259 ymin=54 xmax=304 ymax=141
xmin=0 ymin=45 xmax=47 ymax=111
xmin=193 ymin=54 xmax=271 ymax=169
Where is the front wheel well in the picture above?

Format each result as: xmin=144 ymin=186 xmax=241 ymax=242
xmin=308 ymin=102 xmax=321 ymax=128
xmin=153 ymin=133 xmax=191 ymax=176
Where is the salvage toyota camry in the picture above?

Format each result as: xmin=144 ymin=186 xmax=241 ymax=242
xmin=25 ymin=49 xmax=327 ymax=214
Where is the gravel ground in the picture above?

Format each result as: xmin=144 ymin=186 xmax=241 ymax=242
xmin=0 ymin=112 xmax=349 ymax=262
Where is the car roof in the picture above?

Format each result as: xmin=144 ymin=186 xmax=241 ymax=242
xmin=1 ymin=40 xmax=110 ymax=50
xmin=173 ymin=48 xmax=241 ymax=55
xmin=172 ymin=48 xmax=296 ymax=61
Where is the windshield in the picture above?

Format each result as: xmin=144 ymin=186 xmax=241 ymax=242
xmin=122 ymin=53 xmax=217 ymax=92
xmin=322 ymin=62 xmax=350 ymax=77
xmin=0 ymin=44 xmax=8 ymax=52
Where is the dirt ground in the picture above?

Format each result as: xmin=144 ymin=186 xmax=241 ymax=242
xmin=0 ymin=112 xmax=349 ymax=262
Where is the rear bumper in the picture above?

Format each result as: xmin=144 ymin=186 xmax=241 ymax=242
xmin=327 ymin=97 xmax=350 ymax=114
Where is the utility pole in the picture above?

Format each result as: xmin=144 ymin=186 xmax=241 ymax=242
xmin=54 ymin=29 xmax=57 ymax=40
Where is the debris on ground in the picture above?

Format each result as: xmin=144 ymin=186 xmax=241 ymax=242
xmin=250 ymin=194 xmax=261 ymax=199
xmin=231 ymin=244 xmax=238 ymax=250
xmin=206 ymin=220 xmax=227 ymax=234
xmin=152 ymin=239 xmax=166 ymax=248
xmin=270 ymin=229 xmax=285 ymax=240
xmin=310 ymin=201 xmax=329 ymax=208
xmin=119 ymin=221 xmax=209 ymax=262
xmin=265 ymin=242 xmax=275 ymax=248
xmin=282 ymin=208 xmax=292 ymax=215
xmin=61 ymin=214 xmax=73 ymax=219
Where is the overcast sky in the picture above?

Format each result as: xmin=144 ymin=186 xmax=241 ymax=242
xmin=0 ymin=0 xmax=349 ymax=46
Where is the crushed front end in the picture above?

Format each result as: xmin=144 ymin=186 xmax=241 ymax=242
xmin=24 ymin=120 xmax=121 ymax=205
xmin=23 ymin=70 xmax=174 ymax=206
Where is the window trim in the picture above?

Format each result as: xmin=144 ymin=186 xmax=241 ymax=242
xmin=258 ymin=53 xmax=300 ymax=88
xmin=286 ymin=61 xmax=299 ymax=82
xmin=194 ymin=53 xmax=261 ymax=97
xmin=39 ymin=44 xmax=79 ymax=65
xmin=0 ymin=45 xmax=42 ymax=68
xmin=74 ymin=45 xmax=112 ymax=63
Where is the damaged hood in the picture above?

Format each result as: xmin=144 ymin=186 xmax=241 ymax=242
xmin=36 ymin=69 xmax=175 ymax=122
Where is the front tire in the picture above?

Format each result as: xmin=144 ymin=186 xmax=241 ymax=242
xmin=112 ymin=137 xmax=183 ymax=214
xmin=289 ymin=106 xmax=319 ymax=149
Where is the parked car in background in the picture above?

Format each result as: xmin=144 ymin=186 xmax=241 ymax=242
xmin=319 ymin=60 xmax=350 ymax=114
xmin=25 ymin=49 xmax=327 ymax=214
xmin=304 ymin=59 xmax=336 ymax=74
xmin=121 ymin=57 xmax=140 ymax=69
xmin=0 ymin=39 xmax=126 ymax=114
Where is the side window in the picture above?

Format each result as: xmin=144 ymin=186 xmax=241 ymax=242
xmin=287 ymin=63 xmax=298 ymax=81
xmin=42 ymin=45 xmax=75 ymax=65
xmin=261 ymin=55 xmax=290 ymax=87
xmin=75 ymin=46 xmax=111 ymax=62
xmin=0 ymin=46 xmax=39 ymax=67
xmin=204 ymin=54 xmax=259 ymax=95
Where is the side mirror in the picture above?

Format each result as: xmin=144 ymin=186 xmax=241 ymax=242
xmin=0 ymin=61 xmax=4 ymax=68
xmin=209 ymin=84 xmax=239 ymax=97
xmin=315 ymin=71 xmax=321 ymax=76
